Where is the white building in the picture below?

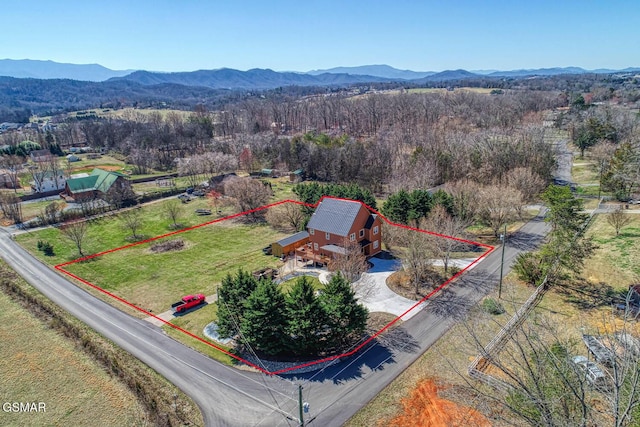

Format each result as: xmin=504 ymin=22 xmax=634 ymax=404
xmin=31 ymin=170 xmax=66 ymax=193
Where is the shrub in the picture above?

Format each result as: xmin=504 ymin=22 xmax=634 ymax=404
xmin=37 ymin=240 xmax=55 ymax=256
xmin=482 ymin=297 xmax=505 ymax=315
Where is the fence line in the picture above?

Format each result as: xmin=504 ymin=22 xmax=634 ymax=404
xmin=468 ymin=202 xmax=601 ymax=391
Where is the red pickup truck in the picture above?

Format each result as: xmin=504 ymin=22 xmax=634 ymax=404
xmin=171 ymin=294 xmax=206 ymax=314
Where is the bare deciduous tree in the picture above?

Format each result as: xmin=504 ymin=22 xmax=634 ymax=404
xmin=0 ymin=154 xmax=23 ymax=192
xmin=476 ymin=184 xmax=523 ymax=237
xmin=60 ymin=220 xmax=89 ymax=256
xmin=0 ymin=192 xmax=22 ymax=224
xmin=265 ymin=203 xmax=305 ymax=232
xmin=423 ymin=205 xmax=470 ymax=275
xmin=607 ymin=206 xmax=632 ymax=236
xmin=445 ymin=179 xmax=482 ymax=223
xmin=504 ymin=167 xmax=546 ymax=204
xmin=38 ymin=201 xmax=61 ymax=225
xmin=224 ymin=177 xmax=272 ymax=221
xmin=387 ymin=228 xmax=437 ymax=299
xmin=163 ymin=199 xmax=183 ymax=229
xmin=462 ymin=305 xmax=640 ymax=427
xmin=327 ymin=238 xmax=369 ymax=283
xmin=120 ymin=208 xmax=144 ymax=240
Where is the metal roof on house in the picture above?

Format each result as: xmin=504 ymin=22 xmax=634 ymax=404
xmin=320 ymin=244 xmax=347 ymax=255
xmin=275 ymin=231 xmax=309 ymax=247
xmin=66 ymin=168 xmax=124 ymax=194
xmin=307 ymin=198 xmax=363 ymax=237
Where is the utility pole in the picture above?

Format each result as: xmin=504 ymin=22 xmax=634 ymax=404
xmin=299 ymin=384 xmax=304 ymax=427
xmin=498 ymin=223 xmax=507 ymax=299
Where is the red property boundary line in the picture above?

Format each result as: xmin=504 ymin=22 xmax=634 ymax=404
xmin=55 ymin=196 xmax=495 ymax=375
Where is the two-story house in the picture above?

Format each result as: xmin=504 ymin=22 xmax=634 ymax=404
xmin=306 ymin=197 xmax=382 ymax=260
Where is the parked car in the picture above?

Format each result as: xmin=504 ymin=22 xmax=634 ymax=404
xmin=571 ymin=355 xmax=609 ymax=391
xmin=171 ymin=294 xmax=206 ymax=314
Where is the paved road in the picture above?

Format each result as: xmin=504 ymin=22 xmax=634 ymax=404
xmin=0 ymin=209 xmax=550 ymax=426
xmin=553 ymin=138 xmax=573 ymax=183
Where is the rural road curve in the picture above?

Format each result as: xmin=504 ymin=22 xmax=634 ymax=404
xmin=0 ymin=210 xmax=550 ymax=426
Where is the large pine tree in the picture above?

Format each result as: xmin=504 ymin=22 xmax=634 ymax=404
xmin=216 ymin=269 xmax=258 ymax=339
xmin=319 ymin=273 xmax=368 ymax=350
xmin=240 ymin=280 xmax=288 ymax=355
xmin=285 ymin=276 xmax=326 ymax=355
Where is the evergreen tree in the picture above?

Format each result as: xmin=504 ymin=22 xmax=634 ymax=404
xmin=285 ymin=276 xmax=325 ymax=355
xmin=382 ymin=190 xmax=411 ymax=224
xmin=408 ymin=189 xmax=433 ymax=225
xmin=542 ymin=185 xmax=588 ymax=233
xmin=216 ymin=269 xmax=258 ymax=339
xmin=319 ymin=273 xmax=368 ymax=350
xmin=516 ymin=185 xmax=596 ymax=284
xmin=240 ymin=279 xmax=288 ymax=355
xmin=293 ymin=182 xmax=377 ymax=210
xmin=431 ymin=189 xmax=455 ymax=216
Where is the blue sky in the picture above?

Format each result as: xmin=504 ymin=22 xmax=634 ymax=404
xmin=2 ymin=0 xmax=637 ymax=72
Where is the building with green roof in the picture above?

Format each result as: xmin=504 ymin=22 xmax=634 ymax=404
xmin=63 ymin=168 xmax=133 ymax=204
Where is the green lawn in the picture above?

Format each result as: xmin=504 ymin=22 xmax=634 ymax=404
xmin=16 ymin=199 xmax=289 ymax=313
xmin=571 ymin=163 xmax=600 ymax=185
xmin=584 ymin=213 xmax=640 ymax=288
xmin=162 ymin=302 xmax=238 ymax=365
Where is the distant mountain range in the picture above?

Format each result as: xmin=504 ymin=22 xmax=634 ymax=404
xmin=0 ymin=59 xmax=134 ymax=81
xmin=2 ymin=59 xmax=639 ymax=88
xmin=109 ymin=68 xmax=390 ymax=89
xmin=307 ymin=65 xmax=436 ymax=80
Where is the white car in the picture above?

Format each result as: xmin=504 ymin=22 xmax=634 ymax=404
xmin=571 ymin=355 xmax=609 ymax=391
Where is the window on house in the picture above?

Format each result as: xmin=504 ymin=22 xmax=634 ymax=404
xmin=309 ymin=228 xmax=314 ymax=235
xmin=373 ymin=226 xmax=379 ymax=235
xmin=325 ymin=232 xmax=330 ymax=240
xmin=350 ymin=233 xmax=356 ymax=241
xmin=359 ymin=229 xmax=364 ymax=238
xmin=373 ymin=240 xmax=379 ymax=249
xmin=313 ymin=243 xmax=318 ymax=251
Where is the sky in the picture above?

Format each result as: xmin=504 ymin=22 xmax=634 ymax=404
xmin=2 ymin=0 xmax=638 ymax=72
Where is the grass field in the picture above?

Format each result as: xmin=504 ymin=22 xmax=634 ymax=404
xmin=17 ymin=202 xmax=288 ymax=313
xmin=572 ymin=162 xmax=600 ymax=185
xmin=584 ymin=213 xmax=640 ymax=287
xmin=0 ymin=269 xmax=146 ymax=427
xmin=162 ymin=302 xmax=238 ymax=365
xmin=33 ymin=107 xmax=192 ymax=123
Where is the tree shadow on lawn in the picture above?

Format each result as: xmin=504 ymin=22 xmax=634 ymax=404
xmin=282 ymin=327 xmax=420 ymax=384
xmin=553 ymin=279 xmax=620 ymax=310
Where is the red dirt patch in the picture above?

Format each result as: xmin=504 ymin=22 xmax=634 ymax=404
xmin=387 ymin=379 xmax=491 ymax=427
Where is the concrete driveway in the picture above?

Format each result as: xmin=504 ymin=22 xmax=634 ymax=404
xmin=350 ymin=257 xmax=478 ymax=321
